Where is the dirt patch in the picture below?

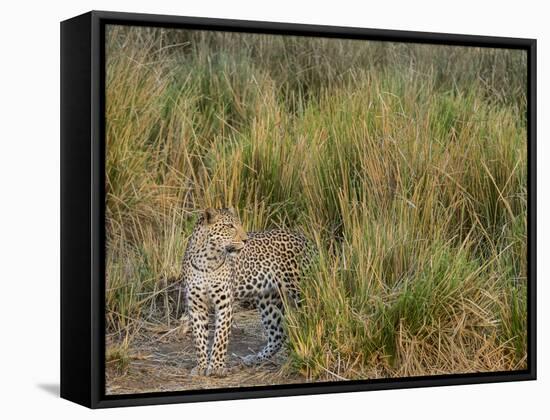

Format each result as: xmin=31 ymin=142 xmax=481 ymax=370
xmin=106 ymin=308 xmax=312 ymax=395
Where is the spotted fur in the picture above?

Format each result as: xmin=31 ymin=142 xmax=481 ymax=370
xmin=182 ymin=207 xmax=314 ymax=377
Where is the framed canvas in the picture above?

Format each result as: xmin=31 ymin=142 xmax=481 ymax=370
xmin=60 ymin=10 xmax=536 ymax=408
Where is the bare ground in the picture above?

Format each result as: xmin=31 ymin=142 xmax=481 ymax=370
xmin=106 ymin=308 xmax=313 ymax=395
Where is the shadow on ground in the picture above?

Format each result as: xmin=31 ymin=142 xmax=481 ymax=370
xmin=106 ymin=308 xmax=312 ymax=395
xmin=37 ymin=383 xmax=60 ymax=397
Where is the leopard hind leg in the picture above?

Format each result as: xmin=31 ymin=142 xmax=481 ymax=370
xmin=242 ymin=291 xmax=285 ymax=365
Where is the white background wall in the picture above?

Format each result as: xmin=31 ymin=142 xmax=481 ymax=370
xmin=1 ymin=0 xmax=547 ymax=417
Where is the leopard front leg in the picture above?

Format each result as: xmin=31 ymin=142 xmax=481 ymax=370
xmin=242 ymin=292 xmax=285 ymax=366
xmin=206 ymin=283 xmax=233 ymax=377
xmin=186 ymin=281 xmax=209 ymax=376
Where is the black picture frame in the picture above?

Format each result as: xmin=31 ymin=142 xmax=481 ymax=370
xmin=60 ymin=10 xmax=537 ymax=409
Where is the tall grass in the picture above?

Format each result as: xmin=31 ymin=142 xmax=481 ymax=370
xmin=105 ymin=25 xmax=527 ymax=378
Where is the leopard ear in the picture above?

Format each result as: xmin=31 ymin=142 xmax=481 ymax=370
xmin=227 ymin=206 xmax=236 ymax=216
xmin=204 ymin=208 xmax=219 ymax=225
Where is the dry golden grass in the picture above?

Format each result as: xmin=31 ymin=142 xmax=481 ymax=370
xmin=105 ymin=24 xmax=527 ymax=383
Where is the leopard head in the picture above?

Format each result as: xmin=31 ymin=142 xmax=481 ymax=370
xmin=200 ymin=207 xmax=248 ymax=257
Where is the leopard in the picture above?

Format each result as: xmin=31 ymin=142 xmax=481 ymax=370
xmin=181 ymin=207 xmax=315 ymax=377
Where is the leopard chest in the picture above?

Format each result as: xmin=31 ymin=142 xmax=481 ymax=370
xmin=185 ymin=262 xmax=234 ymax=291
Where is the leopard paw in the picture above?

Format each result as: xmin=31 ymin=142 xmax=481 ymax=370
xmin=190 ymin=365 xmax=207 ymax=376
xmin=205 ymin=366 xmax=228 ymax=377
